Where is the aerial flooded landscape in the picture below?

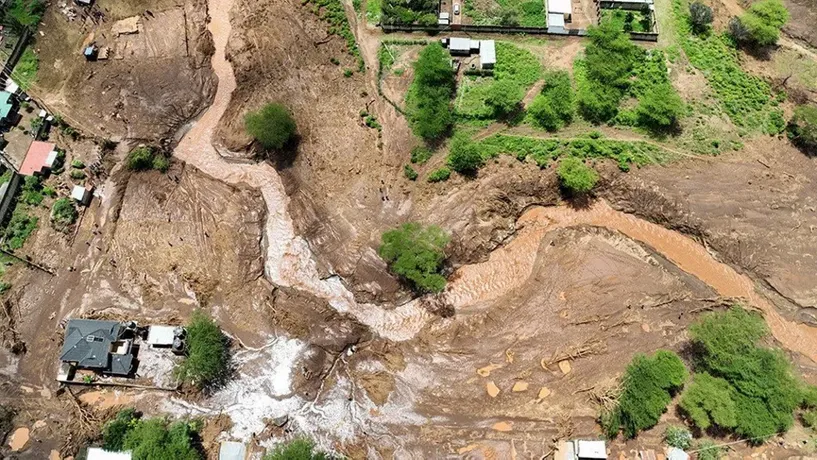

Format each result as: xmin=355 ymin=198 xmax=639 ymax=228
xmin=0 ymin=0 xmax=816 ymax=457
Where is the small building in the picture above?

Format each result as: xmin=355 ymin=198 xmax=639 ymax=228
xmin=59 ymin=319 xmax=137 ymax=377
xmin=146 ymin=325 xmax=177 ymax=347
xmin=556 ymin=440 xmax=607 ymax=460
xmin=448 ymin=37 xmax=473 ymax=55
xmin=87 ymin=448 xmax=132 ymax=460
xmin=438 ymin=12 xmax=450 ymax=25
xmin=219 ymin=441 xmax=247 ymax=460
xmin=4 ymin=79 xmax=19 ymax=94
xmin=71 ymin=184 xmax=93 ymax=206
xmin=547 ymin=0 xmax=573 ymax=22
xmin=480 ymin=40 xmax=496 ymax=69
xmin=19 ymin=141 xmax=58 ymax=176
xmin=0 ymin=90 xmax=15 ymax=125
xmin=84 ymin=45 xmax=98 ymax=61
xmin=548 ymin=12 xmax=566 ymax=31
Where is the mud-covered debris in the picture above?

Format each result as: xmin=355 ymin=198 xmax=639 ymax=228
xmin=512 ymin=381 xmax=529 ymax=392
xmin=486 ymin=381 xmax=500 ymax=398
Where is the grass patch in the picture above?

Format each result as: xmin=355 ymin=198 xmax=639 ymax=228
xmin=474 ymin=133 xmax=671 ymax=170
xmin=304 ymin=0 xmax=364 ymax=71
xmin=366 ymin=0 xmax=382 ymax=23
xmin=600 ymin=8 xmax=653 ymax=32
xmin=464 ymin=0 xmax=546 ymax=27
xmin=672 ymin=0 xmax=781 ymax=131
xmin=11 ymin=47 xmax=38 ymax=91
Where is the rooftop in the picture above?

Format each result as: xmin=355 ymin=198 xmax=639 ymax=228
xmin=548 ymin=0 xmax=572 ymax=14
xmin=0 ymin=91 xmax=13 ymax=120
xmin=60 ymin=319 xmax=134 ymax=376
xmin=19 ymin=141 xmax=57 ymax=176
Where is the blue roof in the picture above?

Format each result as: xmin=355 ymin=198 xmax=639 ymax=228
xmin=0 ymin=91 xmax=13 ymax=120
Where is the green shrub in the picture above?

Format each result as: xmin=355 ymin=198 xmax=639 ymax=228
xmin=679 ymin=373 xmax=738 ymax=431
xmin=404 ymin=164 xmax=418 ymax=180
xmin=733 ymin=0 xmax=789 ymax=46
xmin=245 ymin=103 xmax=297 ymax=150
xmin=427 ymin=167 xmax=451 ymax=182
xmin=529 ymin=70 xmax=574 ymax=131
xmin=601 ymin=350 xmax=688 ymax=438
xmin=51 ymin=198 xmax=78 ymax=232
xmin=447 ymin=136 xmax=484 ymax=174
xmin=42 ymin=186 xmax=56 ymax=198
xmin=664 ymin=425 xmax=692 ymax=450
xmin=576 ymin=61 xmax=624 ymax=124
xmin=636 ymin=83 xmax=684 ymax=131
xmin=265 ymin=438 xmax=333 ymax=460
xmin=557 ymin=157 xmax=599 ymax=195
xmin=788 ymin=104 xmax=817 ymax=153
xmin=407 ymin=43 xmax=455 ymax=140
xmin=686 ymin=307 xmax=805 ymax=442
xmin=485 ymin=79 xmax=524 ymax=117
xmin=381 ymin=0 xmax=437 ymax=25
xmin=71 ymin=159 xmax=85 ymax=169
xmin=4 ymin=211 xmax=38 ymax=250
xmin=69 ymin=169 xmax=86 ymax=180
xmin=695 ymin=439 xmax=722 ymax=460
xmin=123 ymin=418 xmax=201 ymax=460
xmin=175 ymin=311 xmax=230 ymax=390
xmin=103 ymin=408 xmax=137 ymax=452
xmin=20 ymin=175 xmax=43 ymax=206
xmin=378 ymin=223 xmax=449 ymax=293
xmin=802 ymin=410 xmax=817 ymax=428
xmin=12 ymin=47 xmax=38 ymax=91
xmin=411 ymin=146 xmax=434 ymax=164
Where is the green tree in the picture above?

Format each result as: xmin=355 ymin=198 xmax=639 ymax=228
xmin=787 ymin=104 xmax=817 ymax=154
xmin=585 ymin=21 xmax=638 ymax=88
xmin=175 ymin=311 xmax=230 ymax=390
xmin=51 ymin=197 xmax=78 ymax=232
xmin=245 ymin=103 xmax=297 ymax=150
xmin=103 ymin=408 xmax=138 ymax=452
xmin=8 ymin=0 xmax=45 ymax=33
xmin=732 ymin=0 xmax=789 ymax=46
xmin=409 ymin=43 xmax=455 ymax=140
xmin=127 ymin=146 xmax=170 ymax=172
xmin=265 ymin=438 xmax=333 ymax=460
xmin=679 ymin=373 xmax=738 ymax=431
xmin=123 ymin=419 xmax=201 ymax=460
xmin=379 ymin=223 xmax=449 ymax=292
xmin=578 ymin=79 xmax=623 ymax=124
xmin=447 ymin=136 xmax=483 ymax=174
xmin=485 ymin=79 xmax=524 ymax=118
xmin=529 ymin=71 xmax=574 ymax=130
xmin=689 ymin=2 xmax=713 ymax=33
xmin=602 ymin=350 xmax=688 ymax=438
xmin=557 ymin=157 xmax=599 ymax=195
xmin=636 ymin=83 xmax=684 ymax=131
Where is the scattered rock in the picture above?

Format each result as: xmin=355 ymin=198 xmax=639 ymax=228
xmin=8 ymin=427 xmax=30 ymax=451
xmin=486 ymin=381 xmax=500 ymax=398
xmin=477 ymin=363 xmax=502 ymax=377
xmin=33 ymin=420 xmax=47 ymax=430
xmin=537 ymin=387 xmax=551 ymax=399
xmin=641 ymin=323 xmax=651 ymax=332
xmin=558 ymin=360 xmax=572 ymax=374
xmin=492 ymin=421 xmax=513 ymax=432
xmin=49 ymin=450 xmax=61 ymax=460
xmin=512 ymin=381 xmax=529 ymax=392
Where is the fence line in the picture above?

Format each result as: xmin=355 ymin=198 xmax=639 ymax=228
xmin=381 ymin=22 xmax=658 ymax=42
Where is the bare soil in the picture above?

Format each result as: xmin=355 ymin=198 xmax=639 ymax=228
xmin=32 ymin=0 xmax=216 ymax=141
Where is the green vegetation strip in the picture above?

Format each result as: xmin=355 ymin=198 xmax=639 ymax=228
xmin=304 ymin=0 xmax=364 ymax=71
xmin=474 ymin=134 xmax=672 ymax=170
xmin=12 ymin=47 xmax=38 ymax=91
xmin=672 ymin=0 xmax=783 ymax=132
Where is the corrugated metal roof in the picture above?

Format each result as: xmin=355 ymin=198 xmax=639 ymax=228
xmin=87 ymin=447 xmax=133 ymax=460
xmin=0 ymin=91 xmax=12 ymax=120
xmin=480 ymin=40 xmax=496 ymax=65
xmin=548 ymin=12 xmax=566 ymax=27
xmin=449 ymin=37 xmax=471 ymax=51
xmin=548 ymin=0 xmax=572 ymax=14
xmin=576 ymin=440 xmax=607 ymax=459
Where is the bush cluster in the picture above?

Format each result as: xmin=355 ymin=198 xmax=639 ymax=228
xmin=127 ymin=146 xmax=170 ymax=172
xmin=601 ymin=350 xmax=687 ymax=439
xmin=528 ymin=70 xmax=575 ymax=131
xmin=102 ymin=409 xmax=201 ymax=460
xmin=381 ymin=0 xmax=437 ymax=25
xmin=175 ymin=311 xmax=230 ymax=390
xmin=407 ymin=43 xmax=455 ymax=140
xmin=304 ymin=0 xmax=363 ymax=69
xmin=680 ymin=307 xmax=810 ymax=442
xmin=557 ymin=157 xmax=598 ymax=195
xmin=245 ymin=103 xmax=297 ymax=151
xmin=787 ymin=104 xmax=817 ymax=154
xmin=51 ymin=197 xmax=78 ymax=232
xmin=265 ymin=438 xmax=334 ymax=460
xmin=664 ymin=425 xmax=692 ymax=449
xmin=4 ymin=211 xmax=37 ymax=250
xmin=427 ymin=167 xmax=451 ymax=182
xmin=7 ymin=0 xmax=44 ymax=33
xmin=447 ymin=135 xmax=484 ymax=174
xmin=730 ymin=0 xmax=789 ymax=47
xmin=378 ymin=222 xmax=449 ymax=292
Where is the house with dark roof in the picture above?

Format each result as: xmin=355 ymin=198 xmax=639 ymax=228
xmin=59 ymin=319 xmax=136 ymax=376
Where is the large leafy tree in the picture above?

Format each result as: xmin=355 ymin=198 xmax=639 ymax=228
xmin=409 ymin=43 xmax=455 ymax=140
xmin=245 ymin=103 xmax=297 ymax=150
xmin=447 ymin=135 xmax=484 ymax=174
xmin=379 ymin=223 xmax=449 ymax=293
xmin=8 ymin=0 xmax=45 ymax=33
xmin=679 ymin=373 xmax=738 ymax=431
xmin=485 ymin=79 xmax=524 ymax=118
xmin=557 ymin=157 xmax=599 ymax=195
xmin=175 ymin=310 xmax=230 ymax=390
xmin=731 ymin=0 xmax=789 ymax=46
xmin=635 ymin=83 xmax=684 ymax=131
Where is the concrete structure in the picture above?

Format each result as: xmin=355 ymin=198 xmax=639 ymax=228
xmin=219 ymin=441 xmax=247 ymax=460
xmin=556 ymin=440 xmax=608 ymax=460
xmin=19 ymin=141 xmax=57 ymax=176
xmin=438 ymin=12 xmax=450 ymax=25
xmin=547 ymin=0 xmax=573 ymax=22
xmin=548 ymin=12 xmax=566 ymax=30
xmin=87 ymin=448 xmax=132 ymax=460
xmin=146 ymin=325 xmax=176 ymax=347
xmin=59 ymin=319 xmax=136 ymax=376
xmin=480 ymin=39 xmax=496 ymax=69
